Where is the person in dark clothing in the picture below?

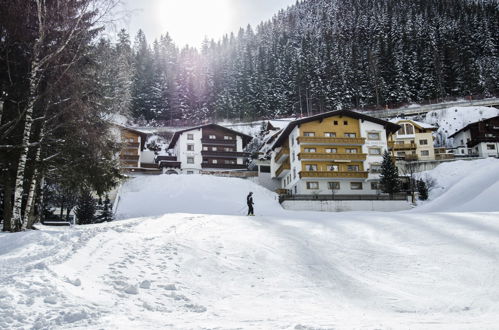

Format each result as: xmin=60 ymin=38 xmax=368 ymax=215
xmin=247 ymin=192 xmax=254 ymax=216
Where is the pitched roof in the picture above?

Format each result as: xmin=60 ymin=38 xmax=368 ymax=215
xmin=113 ymin=124 xmax=149 ymax=150
xmin=168 ymin=123 xmax=253 ymax=149
xmin=448 ymin=115 xmax=499 ymax=138
xmin=271 ymin=110 xmax=401 ymax=149
xmin=391 ymin=119 xmax=437 ymax=130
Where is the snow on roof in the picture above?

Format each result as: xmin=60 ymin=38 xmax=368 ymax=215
xmin=390 ymin=118 xmax=437 ymax=130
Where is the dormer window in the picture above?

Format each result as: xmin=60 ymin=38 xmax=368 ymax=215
xmin=398 ymin=123 xmax=415 ymax=135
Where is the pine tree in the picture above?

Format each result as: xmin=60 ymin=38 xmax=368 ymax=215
xmin=75 ymin=189 xmax=96 ymax=225
xmin=99 ymin=195 xmax=113 ymax=222
xmin=417 ymin=180 xmax=429 ymax=201
xmin=380 ymin=151 xmax=400 ymax=198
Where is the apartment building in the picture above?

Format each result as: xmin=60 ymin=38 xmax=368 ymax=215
xmin=160 ymin=124 xmax=253 ymax=174
xmin=388 ymin=119 xmax=437 ymax=161
xmin=449 ymin=116 xmax=499 ymax=158
xmin=270 ymin=110 xmax=400 ymax=195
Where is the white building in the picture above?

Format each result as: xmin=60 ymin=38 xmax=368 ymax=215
xmin=159 ymin=124 xmax=253 ymax=174
xmin=269 ymin=110 xmax=400 ymax=196
xmin=449 ymin=116 xmax=499 ymax=158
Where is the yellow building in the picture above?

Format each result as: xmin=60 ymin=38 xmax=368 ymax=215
xmin=388 ymin=119 xmax=437 ymax=161
xmin=270 ymin=110 xmax=400 ymax=196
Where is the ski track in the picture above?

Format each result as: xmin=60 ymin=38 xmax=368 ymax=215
xmin=1 ymin=212 xmax=499 ymax=329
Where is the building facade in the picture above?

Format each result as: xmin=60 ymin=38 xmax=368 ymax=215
xmin=111 ymin=125 xmax=148 ymax=169
xmin=270 ymin=110 xmax=400 ymax=195
xmin=161 ymin=124 xmax=252 ymax=174
xmin=449 ymin=116 xmax=499 ymax=158
xmin=388 ymin=119 xmax=437 ymax=161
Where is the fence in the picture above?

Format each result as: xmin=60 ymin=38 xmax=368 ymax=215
xmin=279 ymin=193 xmax=407 ymax=203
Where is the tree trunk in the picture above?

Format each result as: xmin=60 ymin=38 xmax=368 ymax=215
xmin=2 ymin=182 xmax=13 ymax=232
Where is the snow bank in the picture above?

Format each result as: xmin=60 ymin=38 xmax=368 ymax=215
xmin=413 ymin=158 xmax=499 ymax=212
xmin=115 ymin=174 xmax=285 ymax=219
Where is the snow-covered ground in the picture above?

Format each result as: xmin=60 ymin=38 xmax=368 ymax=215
xmin=1 ymin=159 xmax=499 ymax=329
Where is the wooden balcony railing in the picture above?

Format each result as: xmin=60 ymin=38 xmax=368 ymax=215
xmin=275 ymin=147 xmax=290 ymax=162
xmin=299 ymin=171 xmax=368 ymax=179
xmin=389 ymin=142 xmax=417 ymax=150
xmin=201 ymin=151 xmax=249 ymax=158
xmin=201 ymin=139 xmax=237 ymax=146
xmin=297 ymin=136 xmax=365 ymax=145
xmin=298 ymin=152 xmax=367 ymax=161
xmin=276 ymin=161 xmax=291 ymax=177
xmin=125 ymin=142 xmax=140 ymax=148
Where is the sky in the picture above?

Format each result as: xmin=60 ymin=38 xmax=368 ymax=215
xmin=112 ymin=0 xmax=297 ymax=47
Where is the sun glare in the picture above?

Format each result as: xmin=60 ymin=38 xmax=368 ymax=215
xmin=156 ymin=0 xmax=232 ymax=47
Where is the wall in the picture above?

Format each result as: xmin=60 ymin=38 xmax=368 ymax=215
xmin=177 ymin=128 xmax=203 ymax=174
xmin=282 ymin=200 xmax=411 ymax=212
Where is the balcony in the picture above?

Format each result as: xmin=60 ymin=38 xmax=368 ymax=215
xmin=159 ymin=161 xmax=181 ymax=168
xmin=201 ymin=151 xmax=249 ymax=158
xmin=201 ymin=163 xmax=247 ymax=170
xmin=201 ymin=138 xmax=237 ymax=146
xmin=298 ymin=152 xmax=367 ymax=161
xmin=275 ymin=147 xmax=290 ymax=162
xmin=299 ymin=171 xmax=368 ymax=179
xmin=275 ymin=161 xmax=291 ymax=177
xmin=297 ymin=136 xmax=365 ymax=145
xmin=389 ymin=142 xmax=417 ymax=150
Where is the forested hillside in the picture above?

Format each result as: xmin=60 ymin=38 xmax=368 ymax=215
xmin=107 ymin=0 xmax=498 ymax=124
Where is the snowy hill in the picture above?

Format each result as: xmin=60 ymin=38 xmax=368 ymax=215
xmin=412 ymin=158 xmax=499 ymax=212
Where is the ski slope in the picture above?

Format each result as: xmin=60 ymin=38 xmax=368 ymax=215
xmin=1 ymin=159 xmax=499 ymax=329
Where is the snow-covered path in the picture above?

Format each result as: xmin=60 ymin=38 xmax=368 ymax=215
xmin=1 ymin=211 xmax=499 ymax=329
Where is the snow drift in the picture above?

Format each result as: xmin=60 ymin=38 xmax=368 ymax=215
xmin=413 ymin=158 xmax=499 ymax=212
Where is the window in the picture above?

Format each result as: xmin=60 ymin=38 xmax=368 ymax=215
xmin=209 ymin=135 xmax=216 ymax=139
xmin=328 ymin=182 xmax=340 ymax=190
xmin=291 ymin=135 xmax=294 ymax=146
xmin=343 ymin=121 xmax=348 ymax=125
xmin=304 ymin=148 xmax=316 ymax=153
xmin=202 ymin=146 xmax=208 ymax=151
xmin=304 ymin=132 xmax=315 ymax=137
xmin=347 ymin=165 xmax=360 ymax=172
xmin=187 ymin=144 xmax=194 ymax=151
xmin=223 ymin=135 xmax=233 ymax=140
xmin=187 ymin=157 xmax=194 ymax=164
xmin=325 ymin=148 xmax=337 ymax=153
xmin=293 ymin=168 xmax=296 ymax=179
xmin=398 ymin=123 xmax=415 ymax=135
xmin=350 ymin=182 xmax=363 ymax=190
xmin=419 ymin=139 xmax=428 ymax=145
xmin=306 ymin=182 xmax=319 ymax=190
xmin=324 ymin=132 xmax=336 ymax=137
xmin=333 ymin=120 xmax=338 ymax=125
xmin=260 ymin=166 xmax=271 ymax=173
xmin=328 ymin=165 xmax=339 ymax=171
xmin=487 ymin=144 xmax=496 ymax=150
xmin=421 ymin=150 xmax=429 ymax=156
xmin=368 ymin=132 xmax=380 ymax=140
xmin=370 ymin=164 xmax=382 ymax=173
xmin=212 ymin=159 xmax=218 ymax=164
xmin=397 ymin=152 xmax=406 ymax=157
xmin=225 ymin=160 xmax=235 ymax=164
xmin=186 ymin=171 xmax=194 ymax=175
xmin=369 ymin=148 xmax=382 ymax=155
xmin=346 ymin=148 xmax=358 ymax=154
xmin=212 ymin=147 xmax=218 ymax=151
xmin=128 ymin=138 xmax=135 ymax=143
xmin=305 ymin=164 xmax=318 ymax=171
xmin=187 ymin=134 xmax=194 ymax=140
xmin=292 ymin=152 xmax=295 ymax=161
xmin=371 ymin=182 xmax=380 ymax=190
xmin=344 ymin=133 xmax=356 ymax=138
xmin=224 ymin=147 xmax=234 ymax=152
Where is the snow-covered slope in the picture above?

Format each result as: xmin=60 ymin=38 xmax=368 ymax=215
xmin=115 ymin=175 xmax=285 ymax=219
xmin=1 ymin=211 xmax=499 ymax=329
xmin=412 ymin=158 xmax=499 ymax=212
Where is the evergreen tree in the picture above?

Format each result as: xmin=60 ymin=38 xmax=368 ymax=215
xmin=99 ymin=195 xmax=113 ymax=222
xmin=75 ymin=189 xmax=96 ymax=225
xmin=380 ymin=151 xmax=400 ymax=198
xmin=417 ymin=180 xmax=429 ymax=201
